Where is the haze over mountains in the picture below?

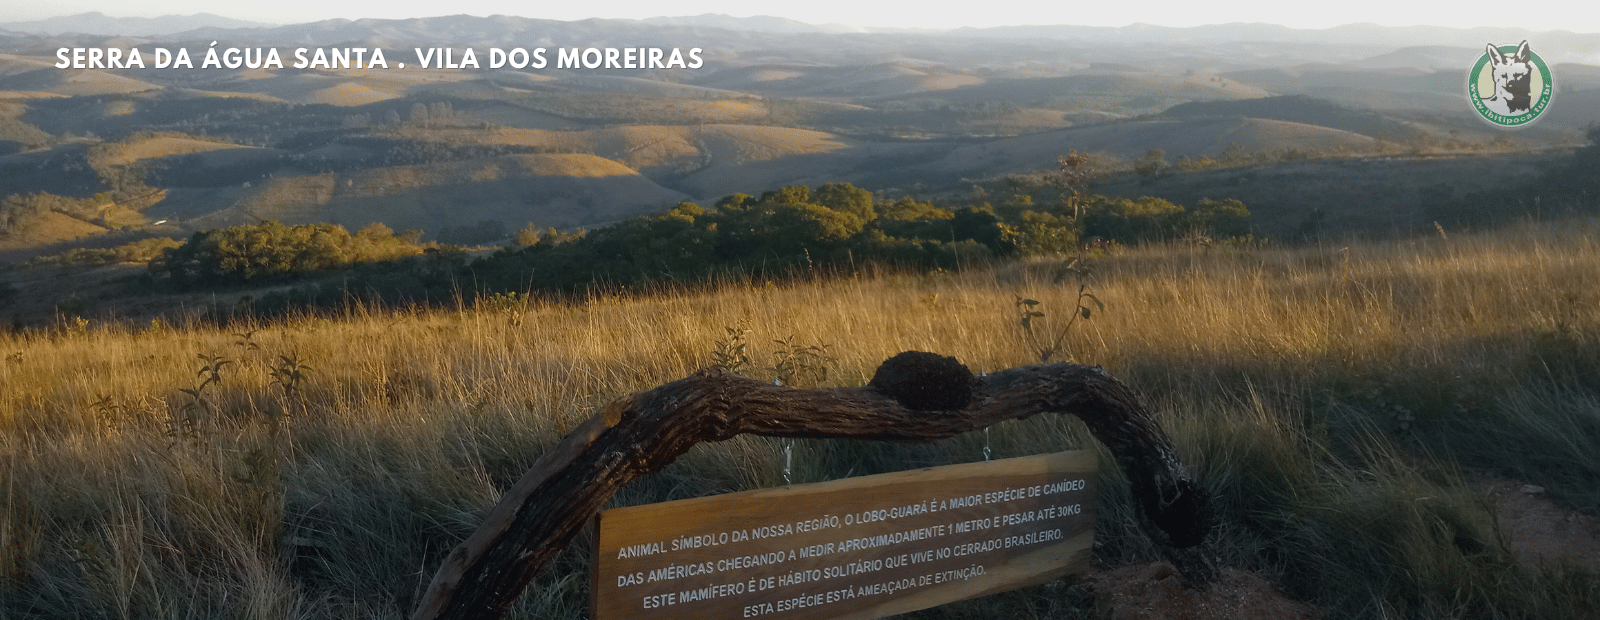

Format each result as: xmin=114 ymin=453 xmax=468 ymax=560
xmin=0 ymin=12 xmax=273 ymax=37
xmin=5 ymin=11 xmax=1599 ymax=50
xmin=0 ymin=12 xmax=1596 ymax=259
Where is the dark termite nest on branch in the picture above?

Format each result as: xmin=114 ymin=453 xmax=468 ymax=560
xmin=868 ymin=351 xmax=977 ymax=411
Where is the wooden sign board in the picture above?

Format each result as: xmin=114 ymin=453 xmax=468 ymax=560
xmin=594 ymin=450 xmax=1097 ymax=620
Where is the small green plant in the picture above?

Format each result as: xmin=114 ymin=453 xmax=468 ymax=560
xmin=478 ymin=291 xmax=532 ymax=313
xmin=89 ymin=393 xmax=129 ymax=431
xmin=479 ymin=292 xmax=533 ymax=326
xmin=711 ymin=319 xmax=752 ymax=374
xmin=171 ymin=353 xmax=230 ymax=442
xmin=770 ymin=335 xmax=835 ymax=387
xmin=59 ymin=315 xmax=90 ymax=336
xmin=194 ymin=353 xmax=230 ymax=391
xmin=1015 ymin=285 xmax=1103 ymax=363
xmin=269 ymin=350 xmax=314 ymax=410
xmin=233 ymin=329 xmax=261 ymax=352
xmin=232 ymin=329 xmax=263 ymax=369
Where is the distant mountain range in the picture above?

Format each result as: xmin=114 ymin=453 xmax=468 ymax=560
xmin=3 ymin=12 xmax=1597 ymax=74
xmin=3 ymin=12 xmax=1596 ymax=59
xmin=0 ymin=12 xmax=271 ymax=36
xmin=637 ymin=14 xmax=865 ymax=34
xmin=0 ymin=11 xmax=1594 ymax=266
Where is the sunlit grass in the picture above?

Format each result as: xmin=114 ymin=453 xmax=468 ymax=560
xmin=3 ymin=218 xmax=1599 ymax=618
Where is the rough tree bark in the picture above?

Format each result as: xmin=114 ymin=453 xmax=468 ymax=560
xmin=412 ymin=352 xmax=1216 ymax=620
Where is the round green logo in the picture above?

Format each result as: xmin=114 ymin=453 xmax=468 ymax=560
xmin=1468 ymin=40 xmax=1553 ymax=127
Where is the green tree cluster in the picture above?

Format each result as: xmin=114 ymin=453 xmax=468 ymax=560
xmin=150 ymin=221 xmax=426 ymax=286
xmin=27 ymin=237 xmax=183 ymax=267
xmin=1081 ymin=196 xmax=1251 ymax=242
xmin=210 ymin=182 xmax=1253 ymax=315
xmin=470 ymin=182 xmax=1019 ymax=294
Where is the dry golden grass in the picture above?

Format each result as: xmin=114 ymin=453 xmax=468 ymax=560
xmin=0 ymin=211 xmax=109 ymax=250
xmin=386 ymin=123 xmax=854 ymax=173
xmin=91 ymin=136 xmax=256 ymax=167
xmin=921 ymin=117 xmax=1379 ymax=182
xmin=6 ymin=67 xmax=159 ymax=97
xmin=212 ymin=73 xmax=420 ymax=106
xmin=3 ymin=219 xmax=1599 ymax=617
xmin=298 ymin=83 xmax=395 ymax=106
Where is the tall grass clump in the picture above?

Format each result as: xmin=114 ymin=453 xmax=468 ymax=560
xmin=3 ymin=218 xmax=1599 ymax=618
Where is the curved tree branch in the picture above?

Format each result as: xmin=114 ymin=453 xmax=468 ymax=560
xmin=413 ymin=353 xmax=1216 ymax=620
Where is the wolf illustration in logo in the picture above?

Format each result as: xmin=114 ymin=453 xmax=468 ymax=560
xmin=1482 ymin=41 xmax=1534 ymax=116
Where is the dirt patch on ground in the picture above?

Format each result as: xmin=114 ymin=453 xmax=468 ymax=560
xmin=1091 ymin=562 xmax=1320 ymax=620
xmin=1472 ymin=475 xmax=1600 ymax=572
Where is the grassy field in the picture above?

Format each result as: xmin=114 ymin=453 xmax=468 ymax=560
xmin=3 ymin=219 xmax=1600 ymax=618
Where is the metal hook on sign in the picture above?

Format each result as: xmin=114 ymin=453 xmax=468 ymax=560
xmin=979 ymin=371 xmax=992 ymax=461
xmin=783 ymin=438 xmax=794 ymax=487
xmin=774 ymin=379 xmax=794 ymax=486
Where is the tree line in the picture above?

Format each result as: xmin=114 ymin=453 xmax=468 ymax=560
xmin=136 ymin=181 xmax=1254 ymax=316
xmin=149 ymin=221 xmax=427 ymax=286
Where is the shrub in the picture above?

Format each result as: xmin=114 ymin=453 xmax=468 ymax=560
xmin=150 ymin=221 xmax=426 ymax=287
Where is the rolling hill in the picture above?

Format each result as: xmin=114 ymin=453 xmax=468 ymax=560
xmin=144 ymin=153 xmax=693 ymax=233
xmin=342 ymin=122 xmax=877 ymax=198
xmin=91 ymin=134 xmax=262 ymax=166
xmin=1160 ymin=95 xmax=1425 ymax=141
xmin=0 ymin=14 xmax=1593 ymax=264
xmin=0 ymin=210 xmax=106 ymax=251
xmin=0 ymin=66 xmax=159 ymax=96
xmin=1090 ymin=150 xmax=1569 ymax=238
xmin=907 ymin=116 xmax=1383 ymax=183
xmin=697 ymin=62 xmax=987 ymax=98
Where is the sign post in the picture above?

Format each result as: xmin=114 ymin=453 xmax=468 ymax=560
xmin=414 ymin=358 xmax=1215 ymax=620
xmin=594 ymin=450 xmax=1097 ymax=620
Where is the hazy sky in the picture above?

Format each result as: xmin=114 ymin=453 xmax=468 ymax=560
xmin=9 ymin=0 xmax=1598 ymax=33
